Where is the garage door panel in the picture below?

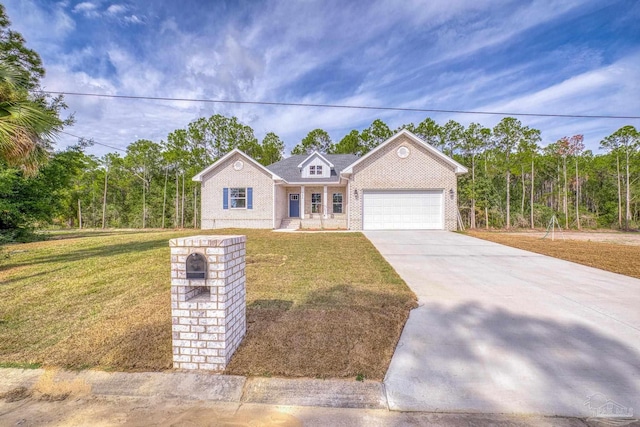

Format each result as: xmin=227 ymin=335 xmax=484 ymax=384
xmin=363 ymin=190 xmax=443 ymax=230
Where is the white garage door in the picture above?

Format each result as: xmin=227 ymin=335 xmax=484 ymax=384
xmin=363 ymin=190 xmax=443 ymax=230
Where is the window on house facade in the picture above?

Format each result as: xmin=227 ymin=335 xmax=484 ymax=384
xmin=311 ymin=193 xmax=321 ymax=213
xmin=333 ymin=193 xmax=343 ymax=214
xmin=309 ymin=165 xmax=316 ymax=175
xmin=230 ymin=187 xmax=246 ymax=208
xmin=316 ymin=165 xmax=323 ymax=175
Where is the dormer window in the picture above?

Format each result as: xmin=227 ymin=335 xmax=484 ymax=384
xmin=298 ymin=152 xmax=334 ymax=178
xmin=308 ymin=164 xmax=324 ymax=176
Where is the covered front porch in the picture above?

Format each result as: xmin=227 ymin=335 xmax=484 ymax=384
xmin=280 ymin=185 xmax=348 ymax=229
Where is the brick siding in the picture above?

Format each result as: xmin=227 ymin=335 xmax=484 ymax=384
xmin=348 ymin=134 xmax=458 ymax=230
xmin=200 ymin=153 xmax=274 ymax=229
xmin=274 ymin=185 xmax=287 ymax=228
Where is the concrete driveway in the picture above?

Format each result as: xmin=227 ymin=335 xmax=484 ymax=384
xmin=365 ymin=231 xmax=640 ymax=417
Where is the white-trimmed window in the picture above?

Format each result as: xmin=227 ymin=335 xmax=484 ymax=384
xmin=316 ymin=165 xmax=323 ymax=175
xmin=309 ymin=165 xmax=316 ymax=175
xmin=333 ymin=193 xmax=343 ymax=214
xmin=223 ymin=187 xmax=253 ymax=210
xmin=311 ymin=193 xmax=321 ymax=213
xmin=230 ymin=188 xmax=246 ymax=208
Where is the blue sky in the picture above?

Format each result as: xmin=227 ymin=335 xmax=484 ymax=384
xmin=5 ymin=0 xmax=640 ymax=156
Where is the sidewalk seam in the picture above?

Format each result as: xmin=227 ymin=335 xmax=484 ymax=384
xmin=380 ymin=381 xmax=390 ymax=411
xmin=238 ymin=376 xmax=250 ymax=403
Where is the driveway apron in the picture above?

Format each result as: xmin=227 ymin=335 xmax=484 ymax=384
xmin=365 ymin=231 xmax=640 ymax=417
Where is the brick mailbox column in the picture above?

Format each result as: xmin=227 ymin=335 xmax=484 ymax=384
xmin=169 ymin=235 xmax=246 ymax=371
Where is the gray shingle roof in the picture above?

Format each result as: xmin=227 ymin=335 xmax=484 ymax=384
xmin=266 ymin=154 xmax=360 ymax=183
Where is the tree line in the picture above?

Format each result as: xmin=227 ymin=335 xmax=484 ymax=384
xmin=3 ymin=113 xmax=638 ymax=241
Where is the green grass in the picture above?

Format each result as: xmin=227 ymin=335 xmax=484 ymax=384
xmin=0 ymin=362 xmax=41 ymax=369
xmin=0 ymin=229 xmax=416 ymax=379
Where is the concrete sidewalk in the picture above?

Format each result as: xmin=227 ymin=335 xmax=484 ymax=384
xmin=0 ymin=368 xmax=603 ymax=426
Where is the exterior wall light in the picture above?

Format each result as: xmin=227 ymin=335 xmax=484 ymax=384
xmin=449 ymin=189 xmax=455 ymax=199
xmin=354 ymin=189 xmax=359 ymax=199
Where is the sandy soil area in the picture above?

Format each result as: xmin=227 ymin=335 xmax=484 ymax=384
xmin=496 ymin=230 xmax=640 ymax=246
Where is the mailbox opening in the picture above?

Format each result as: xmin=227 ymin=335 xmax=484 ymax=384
xmin=186 ymin=253 xmax=207 ymax=279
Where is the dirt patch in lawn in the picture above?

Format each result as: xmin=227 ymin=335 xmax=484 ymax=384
xmin=467 ymin=230 xmax=640 ymax=279
xmin=496 ymin=230 xmax=640 ymax=246
xmin=0 ymin=229 xmax=416 ymax=380
xmin=226 ymin=288 xmax=414 ymax=380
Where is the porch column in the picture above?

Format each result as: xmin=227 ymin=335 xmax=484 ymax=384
xmin=323 ymin=185 xmax=328 ymax=219
xmin=300 ymin=186 xmax=305 ymax=219
xmin=346 ymin=179 xmax=350 ymax=229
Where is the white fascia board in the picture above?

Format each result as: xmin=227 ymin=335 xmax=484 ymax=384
xmin=341 ymin=129 xmax=469 ymax=175
xmin=192 ymin=148 xmax=283 ymax=182
xmin=284 ymin=181 xmax=345 ymax=186
xmin=296 ymin=151 xmax=334 ymax=168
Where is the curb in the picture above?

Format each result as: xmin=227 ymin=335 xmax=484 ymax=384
xmin=0 ymin=368 xmax=610 ymax=426
xmin=0 ymin=368 xmax=386 ymax=409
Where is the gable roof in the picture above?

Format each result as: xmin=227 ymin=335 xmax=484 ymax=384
xmin=192 ymin=130 xmax=467 ymax=184
xmin=341 ymin=129 xmax=468 ymax=175
xmin=192 ymin=148 xmax=283 ymax=182
xmin=266 ymin=153 xmax=359 ymax=183
xmin=296 ymin=151 xmax=335 ymax=168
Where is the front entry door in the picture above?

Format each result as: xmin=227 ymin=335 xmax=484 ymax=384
xmin=289 ymin=194 xmax=300 ymax=217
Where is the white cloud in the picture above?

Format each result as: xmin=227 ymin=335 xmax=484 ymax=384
xmin=45 ymin=72 xmax=201 ymax=155
xmin=72 ymin=1 xmax=99 ymax=17
xmin=444 ymin=51 xmax=640 ymax=148
xmin=6 ymin=0 xmax=633 ymax=156
xmin=123 ymin=14 xmax=143 ymax=24
xmin=487 ymin=52 xmax=639 ymax=111
xmin=70 ymin=1 xmax=143 ymax=24
xmin=106 ymin=4 xmax=126 ymax=15
xmin=3 ymin=0 xmax=75 ymax=55
xmin=73 ymin=1 xmax=97 ymax=12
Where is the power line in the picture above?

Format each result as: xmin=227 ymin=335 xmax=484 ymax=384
xmin=60 ymin=130 xmax=127 ymax=153
xmin=45 ymin=91 xmax=640 ymax=120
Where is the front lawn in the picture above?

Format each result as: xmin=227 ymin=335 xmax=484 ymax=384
xmin=0 ymin=229 xmax=416 ymax=380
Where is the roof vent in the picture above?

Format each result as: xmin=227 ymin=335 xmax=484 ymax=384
xmin=397 ymin=146 xmax=410 ymax=158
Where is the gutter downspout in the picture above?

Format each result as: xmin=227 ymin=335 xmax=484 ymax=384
xmin=300 ymin=186 xmax=305 ymax=220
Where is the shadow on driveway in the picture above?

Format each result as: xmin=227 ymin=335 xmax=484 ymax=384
xmin=385 ymin=301 xmax=640 ymax=417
